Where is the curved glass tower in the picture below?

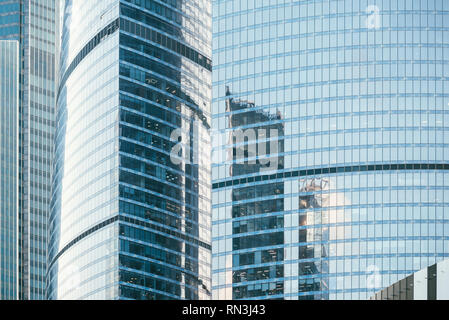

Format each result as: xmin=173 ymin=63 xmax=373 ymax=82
xmin=48 ymin=0 xmax=212 ymax=300
xmin=212 ymin=0 xmax=449 ymax=300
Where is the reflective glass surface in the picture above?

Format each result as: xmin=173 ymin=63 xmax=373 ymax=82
xmin=0 ymin=0 xmax=20 ymax=40
xmin=49 ymin=0 xmax=212 ymax=300
xmin=0 ymin=0 xmax=57 ymax=300
xmin=21 ymin=0 xmax=57 ymax=300
xmin=0 ymin=40 xmax=19 ymax=300
xmin=212 ymin=0 xmax=449 ymax=300
xmin=371 ymin=258 xmax=449 ymax=300
xmin=48 ymin=0 xmax=121 ymax=300
xmin=118 ymin=0 xmax=212 ymax=300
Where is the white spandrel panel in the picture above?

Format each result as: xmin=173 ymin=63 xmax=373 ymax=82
xmin=413 ymin=268 xmax=428 ymax=300
xmin=437 ymin=259 xmax=449 ymax=299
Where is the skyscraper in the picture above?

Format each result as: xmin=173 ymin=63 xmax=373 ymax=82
xmin=212 ymin=0 xmax=449 ymax=300
xmin=371 ymin=258 xmax=449 ymax=300
xmin=0 ymin=0 xmax=57 ymax=300
xmin=0 ymin=1 xmax=20 ymax=39
xmin=0 ymin=40 xmax=19 ymax=300
xmin=47 ymin=0 xmax=212 ymax=300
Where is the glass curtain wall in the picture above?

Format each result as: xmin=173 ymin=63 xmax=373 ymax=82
xmin=212 ymin=0 xmax=449 ymax=300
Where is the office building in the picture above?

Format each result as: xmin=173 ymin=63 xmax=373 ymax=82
xmin=371 ymin=259 xmax=449 ymax=300
xmin=0 ymin=40 xmax=19 ymax=300
xmin=211 ymin=0 xmax=449 ymax=300
xmin=0 ymin=0 xmax=57 ymax=300
xmin=47 ymin=0 xmax=212 ymax=300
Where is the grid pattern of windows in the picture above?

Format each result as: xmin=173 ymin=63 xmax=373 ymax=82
xmin=19 ymin=0 xmax=57 ymax=300
xmin=212 ymin=0 xmax=449 ymax=300
xmin=0 ymin=0 xmax=57 ymax=300
xmin=0 ymin=40 xmax=19 ymax=300
xmin=47 ymin=0 xmax=121 ymax=300
xmin=0 ymin=0 xmax=20 ymax=40
xmin=118 ymin=0 xmax=212 ymax=300
xmin=48 ymin=0 xmax=212 ymax=300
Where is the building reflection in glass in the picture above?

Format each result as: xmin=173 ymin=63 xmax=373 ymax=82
xmin=221 ymin=88 xmax=285 ymax=299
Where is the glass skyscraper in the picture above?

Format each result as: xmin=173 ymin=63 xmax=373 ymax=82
xmin=0 ymin=40 xmax=19 ymax=300
xmin=0 ymin=0 xmax=57 ymax=300
xmin=0 ymin=1 xmax=20 ymax=39
xmin=47 ymin=0 xmax=212 ymax=300
xmin=212 ymin=0 xmax=449 ymax=300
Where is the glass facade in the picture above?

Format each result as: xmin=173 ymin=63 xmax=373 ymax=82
xmin=371 ymin=258 xmax=449 ymax=300
xmin=19 ymin=0 xmax=57 ymax=300
xmin=0 ymin=0 xmax=57 ymax=300
xmin=212 ymin=0 xmax=449 ymax=300
xmin=0 ymin=40 xmax=19 ymax=300
xmin=0 ymin=0 xmax=20 ymax=40
xmin=48 ymin=0 xmax=212 ymax=300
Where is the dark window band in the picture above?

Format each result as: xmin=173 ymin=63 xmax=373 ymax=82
xmin=47 ymin=214 xmax=211 ymax=274
xmin=57 ymin=18 xmax=120 ymax=98
xmin=213 ymin=163 xmax=449 ymax=189
xmin=47 ymin=216 xmax=119 ymax=273
xmin=120 ymin=18 xmax=212 ymax=72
